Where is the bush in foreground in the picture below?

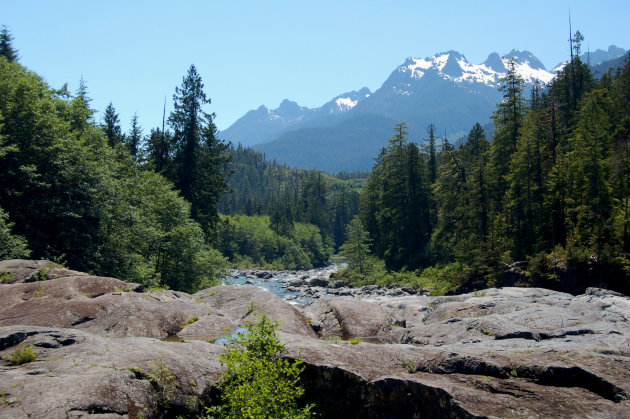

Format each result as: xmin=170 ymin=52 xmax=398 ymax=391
xmin=207 ymin=313 xmax=314 ymax=418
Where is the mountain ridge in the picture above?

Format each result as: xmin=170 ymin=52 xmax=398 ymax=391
xmin=222 ymin=46 xmax=627 ymax=173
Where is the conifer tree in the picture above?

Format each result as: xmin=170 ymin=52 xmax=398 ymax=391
xmin=339 ymin=216 xmax=372 ymax=274
xmin=168 ymin=64 xmax=230 ymax=236
xmin=0 ymin=25 xmax=19 ymax=62
xmin=102 ymin=102 xmax=124 ymax=147
xmin=126 ymin=112 xmax=142 ymax=160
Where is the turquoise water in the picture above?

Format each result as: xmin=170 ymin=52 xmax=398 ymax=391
xmin=214 ymin=327 xmax=248 ymax=345
xmin=225 ymin=275 xmax=312 ymax=305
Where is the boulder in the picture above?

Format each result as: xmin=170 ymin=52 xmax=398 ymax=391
xmin=308 ymin=277 xmax=330 ymax=288
xmin=0 ymin=259 xmax=89 ymax=284
xmin=0 ymin=325 xmax=224 ymax=418
xmin=0 ymin=275 xmax=222 ymax=338
xmin=195 ymin=285 xmax=316 ymax=337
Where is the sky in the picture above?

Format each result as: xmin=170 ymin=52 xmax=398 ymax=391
xmin=3 ymin=0 xmax=630 ymax=133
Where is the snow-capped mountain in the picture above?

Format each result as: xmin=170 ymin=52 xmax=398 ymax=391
xmin=227 ymin=46 xmax=624 ymax=172
xmin=389 ymin=49 xmax=554 ymax=95
xmin=220 ymin=88 xmax=372 ymax=147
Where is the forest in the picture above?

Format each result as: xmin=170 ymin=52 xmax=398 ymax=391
xmin=341 ymin=35 xmax=630 ymax=295
xmin=2 ymin=26 xmax=630 ymax=295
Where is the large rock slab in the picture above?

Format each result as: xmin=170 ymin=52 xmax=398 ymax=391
xmin=2 ymin=261 xmax=630 ymax=418
xmin=195 ymin=285 xmax=316 ymax=337
xmin=0 ymin=325 xmax=224 ymax=418
xmin=0 ymin=276 xmax=225 ymax=339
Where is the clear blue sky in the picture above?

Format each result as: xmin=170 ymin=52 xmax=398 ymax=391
xmin=3 ymin=0 xmax=629 ymax=132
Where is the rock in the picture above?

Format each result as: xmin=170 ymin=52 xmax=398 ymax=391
xmin=0 ymin=275 xmax=222 ymax=339
xmin=0 ymin=325 xmax=224 ymax=418
xmin=255 ymin=271 xmax=273 ymax=279
xmin=0 ymin=259 xmax=89 ymax=284
xmin=177 ymin=313 xmax=238 ymax=341
xmin=2 ymin=263 xmax=630 ymax=418
xmin=330 ymin=280 xmax=349 ymax=289
xmin=288 ymin=278 xmax=307 ymax=287
xmin=308 ymin=277 xmax=330 ymax=288
xmin=195 ymin=285 xmax=316 ymax=337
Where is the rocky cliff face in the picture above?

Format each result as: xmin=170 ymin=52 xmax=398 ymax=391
xmin=1 ymin=259 xmax=629 ymax=418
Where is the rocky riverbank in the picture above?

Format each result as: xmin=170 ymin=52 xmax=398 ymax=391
xmin=1 ymin=259 xmax=629 ymax=418
xmin=229 ymin=266 xmax=430 ymax=302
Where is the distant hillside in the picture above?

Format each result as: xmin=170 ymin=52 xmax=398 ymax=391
xmin=591 ymin=51 xmax=629 ymax=78
xmin=253 ymin=114 xmax=397 ymax=172
xmin=225 ymin=46 xmax=626 ymax=173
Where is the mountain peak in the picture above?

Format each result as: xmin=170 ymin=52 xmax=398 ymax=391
xmin=483 ymin=52 xmax=504 ymax=72
xmin=503 ymin=49 xmax=546 ymax=70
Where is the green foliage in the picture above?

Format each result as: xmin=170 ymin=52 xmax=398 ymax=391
xmin=167 ymin=64 xmax=230 ymax=237
xmin=351 ymin=44 xmax=630 ymax=295
xmin=216 ymin=214 xmax=331 ymax=270
xmin=0 ymin=26 xmax=19 ymax=62
xmin=0 ymin=56 xmax=226 ymax=292
xmin=179 ymin=315 xmax=200 ymax=331
xmin=0 ymin=207 xmax=30 ymax=259
xmin=339 ymin=216 xmax=371 ymax=274
xmin=208 ymin=313 xmax=314 ymax=418
xmin=4 ymin=344 xmax=36 ymax=365
xmin=360 ymin=123 xmax=432 ymax=270
xmin=144 ymin=358 xmax=178 ymax=410
xmin=218 ymin=144 xmax=361 ymax=250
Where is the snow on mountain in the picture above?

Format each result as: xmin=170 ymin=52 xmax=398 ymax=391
xmin=396 ymin=49 xmax=555 ymax=91
xmin=335 ymin=97 xmax=358 ymax=111
xmin=320 ymin=87 xmax=372 ymax=115
xmin=220 ymin=88 xmax=372 ymax=147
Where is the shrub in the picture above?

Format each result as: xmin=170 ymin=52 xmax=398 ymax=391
xmin=144 ymin=358 xmax=178 ymax=410
xmin=207 ymin=313 xmax=314 ymax=418
xmin=4 ymin=344 xmax=36 ymax=365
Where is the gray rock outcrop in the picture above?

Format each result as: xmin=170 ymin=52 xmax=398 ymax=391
xmin=1 ymin=260 xmax=629 ymax=418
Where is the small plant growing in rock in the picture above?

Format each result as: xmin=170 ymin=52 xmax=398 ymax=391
xmin=179 ymin=315 xmax=200 ymax=331
xmin=34 ymin=287 xmax=45 ymax=298
xmin=510 ymin=369 xmax=518 ymax=377
xmin=328 ymin=336 xmax=342 ymax=344
xmin=0 ymin=271 xmax=14 ymax=284
xmin=4 ymin=344 xmax=36 ymax=365
xmin=349 ymin=337 xmax=362 ymax=345
xmin=33 ymin=266 xmax=52 ymax=281
xmin=402 ymin=359 xmax=417 ymax=373
xmin=245 ymin=301 xmax=258 ymax=317
xmin=145 ymin=358 xmax=178 ymax=410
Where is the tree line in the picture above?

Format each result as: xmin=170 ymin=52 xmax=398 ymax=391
xmin=0 ymin=27 xmax=231 ymax=292
xmin=343 ymin=33 xmax=630 ymax=295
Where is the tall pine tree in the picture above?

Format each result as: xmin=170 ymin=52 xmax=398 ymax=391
xmin=168 ymin=65 xmax=230 ymax=237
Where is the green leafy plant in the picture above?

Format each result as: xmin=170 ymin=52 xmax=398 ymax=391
xmin=144 ymin=358 xmax=178 ymax=410
xmin=0 ymin=272 xmax=14 ymax=284
xmin=402 ymin=359 xmax=417 ymax=373
xmin=179 ymin=315 xmax=200 ymax=331
xmin=4 ymin=344 xmax=36 ymax=365
xmin=510 ymin=369 xmax=518 ymax=377
xmin=207 ymin=313 xmax=314 ymax=418
xmin=327 ymin=336 xmax=342 ymax=344
xmin=349 ymin=337 xmax=362 ymax=345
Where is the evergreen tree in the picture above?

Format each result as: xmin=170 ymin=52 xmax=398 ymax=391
xmin=339 ymin=216 xmax=371 ymax=274
xmin=126 ymin=112 xmax=142 ymax=160
xmin=168 ymin=64 xmax=230 ymax=236
xmin=102 ymin=102 xmax=124 ymax=147
xmin=0 ymin=25 xmax=19 ymax=62
xmin=564 ymin=89 xmax=613 ymax=253
xmin=145 ymin=127 xmax=172 ymax=174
